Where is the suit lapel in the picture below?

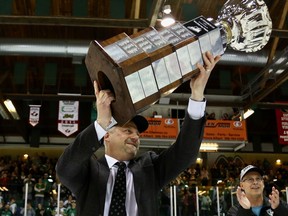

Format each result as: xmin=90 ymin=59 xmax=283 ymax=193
xmin=97 ymin=156 xmax=110 ymax=213
xmin=128 ymin=159 xmax=143 ymax=212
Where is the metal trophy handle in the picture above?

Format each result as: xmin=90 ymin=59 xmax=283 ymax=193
xmin=85 ymin=0 xmax=272 ymax=125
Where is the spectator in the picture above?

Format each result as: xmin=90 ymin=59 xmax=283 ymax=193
xmin=159 ymin=187 xmax=170 ymax=216
xmin=188 ymin=166 xmax=198 ymax=186
xmin=182 ymin=188 xmax=196 ymax=216
xmin=210 ymin=164 xmax=220 ymax=186
xmin=21 ymin=201 xmax=36 ymax=216
xmin=43 ymin=201 xmax=54 ymax=216
xmin=0 ymin=193 xmax=3 ymax=206
xmin=8 ymin=198 xmax=17 ymax=215
xmin=221 ymin=112 xmax=230 ymax=120
xmin=152 ymin=111 xmax=158 ymax=117
xmin=23 ymin=174 xmax=35 ymax=201
xmin=0 ymin=172 xmax=9 ymax=188
xmin=200 ymin=193 xmax=212 ymax=216
xmin=42 ymin=173 xmax=53 ymax=203
xmin=34 ymin=178 xmax=45 ymax=206
xmin=182 ymin=188 xmax=190 ymax=215
xmin=200 ymin=166 xmax=210 ymax=186
xmin=65 ymin=200 xmax=76 ymax=216
xmin=35 ymin=203 xmax=45 ymax=216
xmin=227 ymin=165 xmax=288 ymax=216
xmin=8 ymin=172 xmax=22 ymax=200
xmin=1 ymin=202 xmax=13 ymax=216
xmin=207 ymin=112 xmax=216 ymax=120
xmin=52 ymin=200 xmax=66 ymax=216
xmin=63 ymin=195 xmax=74 ymax=209
xmin=0 ymin=172 xmax=9 ymax=202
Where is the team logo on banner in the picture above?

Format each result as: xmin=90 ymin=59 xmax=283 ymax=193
xmin=29 ymin=105 xmax=41 ymax=126
xmin=58 ymin=100 xmax=79 ymax=137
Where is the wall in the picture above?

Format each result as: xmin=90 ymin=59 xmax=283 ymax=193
xmin=206 ymin=152 xmax=288 ymax=169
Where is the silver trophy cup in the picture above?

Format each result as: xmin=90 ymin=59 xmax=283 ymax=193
xmin=85 ymin=0 xmax=272 ymax=125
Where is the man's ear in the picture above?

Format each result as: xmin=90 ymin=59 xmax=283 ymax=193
xmin=103 ymin=132 xmax=109 ymax=143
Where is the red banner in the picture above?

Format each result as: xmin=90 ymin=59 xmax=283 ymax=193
xmin=275 ymin=109 xmax=288 ymax=145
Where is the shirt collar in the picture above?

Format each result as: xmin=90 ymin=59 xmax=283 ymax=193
xmin=105 ymin=154 xmax=129 ymax=168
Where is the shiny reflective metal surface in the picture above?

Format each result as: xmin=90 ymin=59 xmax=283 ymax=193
xmin=218 ymin=0 xmax=272 ymax=52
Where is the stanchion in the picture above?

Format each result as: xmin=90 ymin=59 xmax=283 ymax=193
xmin=216 ymin=186 xmax=220 ymax=216
xmin=170 ymin=185 xmax=173 ymax=216
xmin=286 ymin=187 xmax=288 ymax=204
xmin=196 ymin=186 xmax=199 ymax=216
xmin=173 ymin=185 xmax=177 ymax=216
xmin=24 ymin=182 xmax=28 ymax=216
xmin=169 ymin=185 xmax=178 ymax=216
xmin=57 ymin=183 xmax=61 ymax=216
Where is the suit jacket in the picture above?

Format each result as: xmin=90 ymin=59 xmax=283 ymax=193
xmin=56 ymin=112 xmax=206 ymax=216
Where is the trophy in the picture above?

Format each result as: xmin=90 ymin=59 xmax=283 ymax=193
xmin=85 ymin=0 xmax=272 ymax=125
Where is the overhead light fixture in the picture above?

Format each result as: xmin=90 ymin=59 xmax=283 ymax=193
xmin=196 ymin=158 xmax=202 ymax=164
xmin=48 ymin=175 xmax=54 ymax=183
xmin=198 ymin=190 xmax=206 ymax=195
xmin=234 ymin=142 xmax=246 ymax=152
xmin=275 ymin=159 xmax=281 ymax=165
xmin=161 ymin=14 xmax=176 ymax=27
xmin=163 ymin=4 xmax=171 ymax=14
xmin=239 ymin=109 xmax=254 ymax=121
xmin=3 ymin=99 xmax=20 ymax=120
xmin=200 ymin=142 xmax=218 ymax=151
xmin=161 ymin=4 xmax=175 ymax=27
xmin=0 ymin=103 xmax=10 ymax=119
xmin=0 ymin=187 xmax=8 ymax=191
xmin=217 ymin=180 xmax=223 ymax=184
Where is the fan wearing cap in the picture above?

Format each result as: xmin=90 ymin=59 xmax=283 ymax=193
xmin=227 ymin=165 xmax=288 ymax=216
xmin=56 ymin=51 xmax=220 ymax=216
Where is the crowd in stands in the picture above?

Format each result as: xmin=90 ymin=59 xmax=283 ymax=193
xmin=0 ymin=153 xmax=287 ymax=216
xmin=206 ymin=111 xmax=235 ymax=120
xmin=0 ymin=153 xmax=77 ymax=216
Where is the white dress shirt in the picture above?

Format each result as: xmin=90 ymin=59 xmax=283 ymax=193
xmin=94 ymin=98 xmax=206 ymax=216
xmin=103 ymin=155 xmax=137 ymax=216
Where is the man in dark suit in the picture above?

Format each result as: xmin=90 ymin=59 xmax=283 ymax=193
xmin=56 ymin=51 xmax=221 ymax=216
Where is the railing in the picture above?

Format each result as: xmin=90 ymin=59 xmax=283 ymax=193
xmin=167 ymin=185 xmax=288 ymax=216
xmin=1 ymin=183 xmax=288 ymax=215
